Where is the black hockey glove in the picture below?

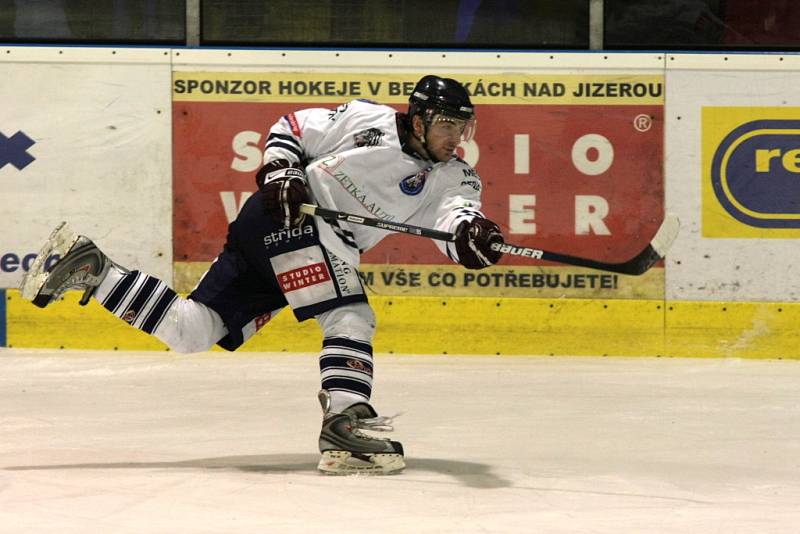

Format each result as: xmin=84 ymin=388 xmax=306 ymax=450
xmin=256 ymin=159 xmax=310 ymax=228
xmin=454 ymin=218 xmax=504 ymax=270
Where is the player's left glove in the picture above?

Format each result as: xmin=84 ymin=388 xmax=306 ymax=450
xmin=454 ymin=217 xmax=504 ymax=270
xmin=256 ymin=159 xmax=310 ymax=228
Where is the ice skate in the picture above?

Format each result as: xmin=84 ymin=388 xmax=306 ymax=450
xmin=20 ymin=222 xmax=112 ymax=308
xmin=317 ymin=389 xmax=405 ymax=475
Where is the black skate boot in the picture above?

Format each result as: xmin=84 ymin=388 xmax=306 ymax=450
xmin=317 ymin=389 xmax=405 ymax=475
xmin=20 ymin=222 xmax=113 ymax=308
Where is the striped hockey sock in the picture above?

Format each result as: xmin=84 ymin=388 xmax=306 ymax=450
xmin=96 ymin=268 xmax=178 ymax=335
xmin=319 ymin=336 xmax=374 ymax=411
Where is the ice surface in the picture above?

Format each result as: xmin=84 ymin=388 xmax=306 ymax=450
xmin=1 ymin=349 xmax=799 ymax=533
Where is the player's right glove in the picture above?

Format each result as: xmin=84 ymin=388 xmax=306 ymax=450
xmin=256 ymin=159 xmax=310 ymax=228
xmin=454 ymin=217 xmax=504 ymax=270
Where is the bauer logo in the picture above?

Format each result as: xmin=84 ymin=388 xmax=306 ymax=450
xmin=707 ymin=114 xmax=800 ymax=230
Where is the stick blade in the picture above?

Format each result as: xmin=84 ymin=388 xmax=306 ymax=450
xmin=650 ymin=213 xmax=680 ymax=258
xmin=619 ymin=213 xmax=680 ymax=276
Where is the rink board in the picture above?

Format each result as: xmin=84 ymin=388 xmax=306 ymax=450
xmin=4 ymin=289 xmax=798 ymax=358
xmin=5 ymin=49 xmax=800 ymax=359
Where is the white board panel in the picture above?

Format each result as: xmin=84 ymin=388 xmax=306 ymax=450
xmin=666 ymin=55 xmax=800 ymax=302
xmin=0 ymin=48 xmax=173 ymax=288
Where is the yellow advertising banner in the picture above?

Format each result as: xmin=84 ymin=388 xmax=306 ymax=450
xmin=703 ymin=106 xmax=800 ymax=237
xmin=173 ymin=71 xmax=664 ymax=105
xmin=175 ymin=262 xmax=664 ymax=299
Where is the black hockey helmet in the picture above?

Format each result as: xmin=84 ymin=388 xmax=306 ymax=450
xmin=408 ymin=75 xmax=475 ymax=123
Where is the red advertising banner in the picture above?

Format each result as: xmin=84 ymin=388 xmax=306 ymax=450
xmin=173 ymin=72 xmax=664 ymax=298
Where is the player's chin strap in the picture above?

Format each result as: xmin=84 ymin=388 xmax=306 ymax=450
xmin=411 ymin=116 xmax=442 ymax=163
xmin=416 ymin=132 xmax=439 ymax=162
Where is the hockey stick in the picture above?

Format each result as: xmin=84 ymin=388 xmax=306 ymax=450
xmin=299 ymin=203 xmax=680 ymax=276
xmin=490 ymin=213 xmax=680 ymax=275
xmin=300 ymin=203 xmax=455 ymax=241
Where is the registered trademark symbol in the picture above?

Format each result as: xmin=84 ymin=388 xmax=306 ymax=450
xmin=634 ymin=114 xmax=652 ymax=132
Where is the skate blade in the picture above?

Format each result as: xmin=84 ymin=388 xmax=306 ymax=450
xmin=19 ymin=222 xmax=78 ymax=302
xmin=317 ymin=450 xmax=405 ymax=475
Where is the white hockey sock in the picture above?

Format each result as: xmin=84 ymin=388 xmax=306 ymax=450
xmin=328 ymin=390 xmax=369 ymax=414
xmin=95 ymin=266 xmax=226 ymax=353
xmin=316 ymin=303 xmax=376 ymax=412
xmin=93 ymin=263 xmax=126 ymax=302
xmin=319 ymin=336 xmax=374 ymax=411
xmin=95 ymin=266 xmax=178 ymax=335
xmin=153 ymin=298 xmax=228 ymax=353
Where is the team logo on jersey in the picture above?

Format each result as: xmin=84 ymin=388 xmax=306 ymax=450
xmin=399 ymin=167 xmax=431 ymax=196
xmin=353 ymin=128 xmax=384 ymax=148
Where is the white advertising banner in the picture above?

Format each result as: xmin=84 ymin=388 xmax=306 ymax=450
xmin=0 ymin=47 xmax=173 ymax=288
xmin=665 ymin=53 xmax=800 ymax=302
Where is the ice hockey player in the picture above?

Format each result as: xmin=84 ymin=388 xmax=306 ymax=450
xmin=20 ymin=74 xmax=505 ymax=475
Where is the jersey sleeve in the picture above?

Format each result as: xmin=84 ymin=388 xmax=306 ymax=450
xmin=429 ymin=163 xmax=487 ymax=264
xmin=263 ymin=107 xmax=337 ymax=166
xmin=264 ymin=100 xmax=382 ymax=167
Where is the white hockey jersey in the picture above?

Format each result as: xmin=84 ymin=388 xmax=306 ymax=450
xmin=263 ymin=99 xmax=486 ymax=268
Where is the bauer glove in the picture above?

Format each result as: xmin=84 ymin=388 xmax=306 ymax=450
xmin=256 ymin=159 xmax=310 ymax=228
xmin=454 ymin=217 xmax=504 ymax=270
